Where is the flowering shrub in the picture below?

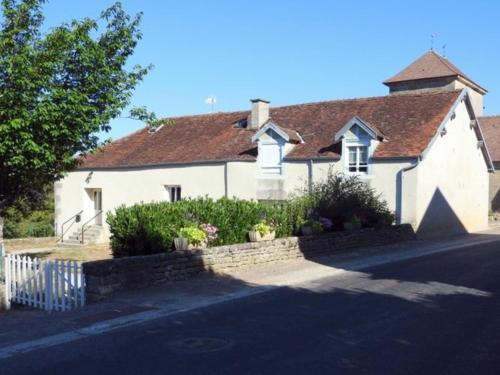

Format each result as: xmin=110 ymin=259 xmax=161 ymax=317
xmin=178 ymin=226 xmax=207 ymax=246
xmin=319 ymin=216 xmax=333 ymax=230
xmin=306 ymin=171 xmax=394 ymax=230
xmin=200 ymin=223 xmax=218 ymax=243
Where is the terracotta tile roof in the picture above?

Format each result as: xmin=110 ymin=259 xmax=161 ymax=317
xmin=480 ymin=116 xmax=500 ymax=164
xmin=80 ymin=90 xmax=461 ymax=169
xmin=384 ymin=51 xmax=486 ymax=92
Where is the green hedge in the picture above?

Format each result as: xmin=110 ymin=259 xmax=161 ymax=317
xmin=107 ymin=197 xmax=310 ymax=257
xmin=107 ymin=173 xmax=394 ymax=258
xmin=4 ymin=187 xmax=55 ymax=239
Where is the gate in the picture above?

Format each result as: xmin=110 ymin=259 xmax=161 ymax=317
xmin=4 ymin=254 xmax=85 ymax=311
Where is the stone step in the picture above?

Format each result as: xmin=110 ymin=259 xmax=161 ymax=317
xmin=58 ymin=238 xmax=98 ymax=247
xmin=71 ymin=228 xmax=102 ymax=236
xmin=58 ymin=225 xmax=104 ymax=247
xmin=69 ymin=233 xmax=100 ymax=240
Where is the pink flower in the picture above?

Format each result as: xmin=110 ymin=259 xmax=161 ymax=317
xmin=200 ymin=223 xmax=218 ymax=242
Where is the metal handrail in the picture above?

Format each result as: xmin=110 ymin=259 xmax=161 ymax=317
xmin=81 ymin=210 xmax=103 ymax=244
xmin=60 ymin=210 xmax=83 ymax=243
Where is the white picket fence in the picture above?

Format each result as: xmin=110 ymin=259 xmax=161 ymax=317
xmin=4 ymin=254 xmax=85 ymax=311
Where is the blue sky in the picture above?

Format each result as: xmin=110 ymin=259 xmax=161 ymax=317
xmin=39 ymin=0 xmax=500 ymax=140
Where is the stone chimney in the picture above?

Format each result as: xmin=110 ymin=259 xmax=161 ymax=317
xmin=249 ymin=99 xmax=270 ymax=129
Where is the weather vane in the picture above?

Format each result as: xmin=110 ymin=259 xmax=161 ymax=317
xmin=430 ymin=33 xmax=438 ymax=51
xmin=205 ymin=96 xmax=217 ymax=113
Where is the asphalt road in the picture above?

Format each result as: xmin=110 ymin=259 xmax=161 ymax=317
xmin=2 ymin=240 xmax=500 ymax=374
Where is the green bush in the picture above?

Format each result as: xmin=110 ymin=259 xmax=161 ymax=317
xmin=306 ymin=171 xmax=394 ymax=229
xmin=107 ymin=173 xmax=394 ymax=258
xmin=178 ymin=226 xmax=206 ymax=246
xmin=107 ymin=197 xmax=310 ymax=257
xmin=3 ymin=187 xmax=55 ymax=239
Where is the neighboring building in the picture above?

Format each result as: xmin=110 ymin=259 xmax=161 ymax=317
xmin=480 ymin=116 xmax=500 ymax=211
xmin=55 ymin=51 xmax=494 ymax=243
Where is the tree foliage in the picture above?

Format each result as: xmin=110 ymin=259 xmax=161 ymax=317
xmin=0 ymin=0 xmax=149 ymax=218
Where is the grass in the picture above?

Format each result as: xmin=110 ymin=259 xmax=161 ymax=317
xmin=4 ymin=239 xmax=113 ymax=263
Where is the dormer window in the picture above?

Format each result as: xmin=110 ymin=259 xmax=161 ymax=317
xmin=259 ymin=139 xmax=284 ymax=175
xmin=335 ymin=117 xmax=386 ymax=176
xmin=348 ymin=145 xmax=369 ymax=173
xmin=251 ymin=120 xmax=304 ymax=177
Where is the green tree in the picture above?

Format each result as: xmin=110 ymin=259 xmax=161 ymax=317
xmin=0 ymin=0 xmax=151 ymax=247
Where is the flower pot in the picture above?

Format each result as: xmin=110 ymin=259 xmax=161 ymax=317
xmin=174 ymin=237 xmax=189 ymax=251
xmin=263 ymin=231 xmax=276 ymax=241
xmin=248 ymin=230 xmax=275 ymax=242
xmin=189 ymin=239 xmax=208 ymax=249
xmin=301 ymin=225 xmax=313 ymax=236
xmin=343 ymin=222 xmax=354 ymax=231
xmin=248 ymin=230 xmax=261 ymax=242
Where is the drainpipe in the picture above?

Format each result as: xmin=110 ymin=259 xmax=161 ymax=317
xmin=224 ymin=162 xmax=228 ymax=198
xmin=398 ymin=158 xmax=420 ymax=225
xmin=308 ymin=159 xmax=314 ymax=193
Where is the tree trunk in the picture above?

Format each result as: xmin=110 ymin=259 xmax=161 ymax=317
xmin=0 ymin=214 xmax=3 ymax=254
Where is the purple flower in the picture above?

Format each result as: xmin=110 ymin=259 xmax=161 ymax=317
xmin=200 ymin=223 xmax=218 ymax=242
xmin=319 ymin=216 xmax=333 ymax=229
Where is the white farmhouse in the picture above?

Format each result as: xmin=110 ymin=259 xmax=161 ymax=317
xmin=55 ymin=51 xmax=495 ymax=244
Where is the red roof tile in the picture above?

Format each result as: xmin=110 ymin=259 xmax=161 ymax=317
xmin=80 ymin=90 xmax=461 ymax=169
xmin=480 ymin=116 xmax=500 ymax=164
xmin=384 ymin=51 xmax=486 ymax=92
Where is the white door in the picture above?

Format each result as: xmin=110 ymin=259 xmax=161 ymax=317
xmin=93 ymin=190 xmax=102 ymax=225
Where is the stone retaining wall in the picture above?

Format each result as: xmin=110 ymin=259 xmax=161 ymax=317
xmin=83 ymin=225 xmax=415 ymax=301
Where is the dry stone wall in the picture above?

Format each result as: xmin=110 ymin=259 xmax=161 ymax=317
xmin=83 ymin=225 xmax=415 ymax=301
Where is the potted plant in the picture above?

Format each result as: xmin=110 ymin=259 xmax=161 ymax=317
xmin=248 ymin=222 xmax=275 ymax=242
xmin=175 ymin=226 xmax=207 ymax=250
xmin=301 ymin=219 xmax=323 ymax=235
xmin=344 ymin=215 xmax=362 ymax=231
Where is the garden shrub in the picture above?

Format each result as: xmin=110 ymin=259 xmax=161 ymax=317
xmin=107 ymin=197 xmax=310 ymax=257
xmin=305 ymin=171 xmax=394 ymax=229
xmin=107 ymin=172 xmax=394 ymax=258
xmin=4 ymin=187 xmax=55 ymax=238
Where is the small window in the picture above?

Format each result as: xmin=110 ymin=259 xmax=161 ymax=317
xmin=259 ymin=143 xmax=283 ymax=175
xmin=348 ymin=146 xmax=368 ymax=174
xmin=165 ymin=186 xmax=181 ymax=202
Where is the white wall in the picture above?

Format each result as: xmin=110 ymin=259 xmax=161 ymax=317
xmin=453 ymin=82 xmax=484 ymax=117
xmin=55 ymin=163 xmax=228 ymax=239
xmin=370 ymin=160 xmax=414 ymax=217
xmin=56 ymin=99 xmax=489 ymax=243
xmin=411 ymin=99 xmax=489 ymax=234
xmin=226 ymin=162 xmax=257 ymax=200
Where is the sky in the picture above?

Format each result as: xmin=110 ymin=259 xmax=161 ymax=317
xmin=35 ymin=0 xmax=500 ymax=140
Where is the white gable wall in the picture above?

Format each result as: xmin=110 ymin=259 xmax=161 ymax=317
xmin=409 ymin=98 xmax=489 ymax=234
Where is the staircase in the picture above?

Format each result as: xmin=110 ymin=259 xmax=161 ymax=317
xmin=59 ymin=225 xmax=103 ymax=247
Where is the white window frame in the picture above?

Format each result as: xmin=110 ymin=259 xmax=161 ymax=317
xmin=342 ymin=125 xmax=373 ymax=176
xmin=257 ymin=134 xmax=285 ymax=177
xmin=165 ymin=185 xmax=182 ymax=202
xmin=346 ymin=144 xmax=369 ymax=174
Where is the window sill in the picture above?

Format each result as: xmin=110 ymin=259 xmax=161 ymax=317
xmin=258 ymin=174 xmax=285 ymax=180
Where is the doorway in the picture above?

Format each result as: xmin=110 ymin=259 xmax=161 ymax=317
xmin=93 ymin=190 xmax=103 ymax=225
